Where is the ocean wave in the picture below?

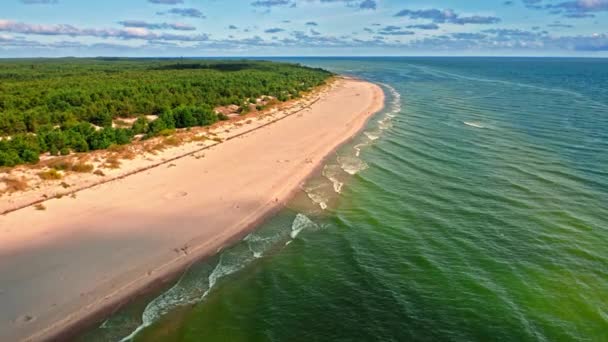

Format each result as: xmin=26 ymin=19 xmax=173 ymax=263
xmin=353 ymin=145 xmax=364 ymax=157
xmin=378 ymin=117 xmax=393 ymax=130
xmin=290 ymin=213 xmax=319 ymax=239
xmin=322 ymin=164 xmax=345 ymax=193
xmin=118 ymin=214 xmax=313 ymax=341
xmin=302 ymin=181 xmax=332 ymax=210
xmin=408 ymin=63 xmax=608 ymax=109
xmin=380 ymin=82 xmax=403 ymax=115
xmin=463 ymin=121 xmax=485 ymax=129
xmin=368 ymin=83 xmax=401 ymax=137
xmin=364 ymin=131 xmax=380 ymax=141
xmin=207 ymin=245 xmax=255 ymax=290
xmin=246 ymin=231 xmax=285 ymax=258
xmin=118 ymin=259 xmax=216 ymax=341
xmin=338 ymin=155 xmax=369 ymax=175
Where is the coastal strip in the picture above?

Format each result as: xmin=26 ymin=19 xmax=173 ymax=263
xmin=0 ymin=78 xmax=332 ymax=216
xmin=0 ymin=78 xmax=384 ymax=342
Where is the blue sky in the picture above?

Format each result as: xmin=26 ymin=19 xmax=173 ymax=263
xmin=0 ymin=0 xmax=607 ymax=57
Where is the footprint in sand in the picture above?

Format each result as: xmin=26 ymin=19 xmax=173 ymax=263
xmin=13 ymin=314 xmax=36 ymax=325
xmin=163 ymin=191 xmax=188 ymax=200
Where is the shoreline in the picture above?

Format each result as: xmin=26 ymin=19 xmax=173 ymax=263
xmin=0 ymin=97 xmax=324 ymax=217
xmin=0 ymin=78 xmax=385 ymax=342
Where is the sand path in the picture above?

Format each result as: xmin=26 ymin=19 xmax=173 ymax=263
xmin=0 ymin=79 xmax=384 ymax=341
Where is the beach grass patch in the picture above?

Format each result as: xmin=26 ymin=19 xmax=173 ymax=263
xmin=191 ymin=135 xmax=208 ymax=142
xmin=38 ymin=169 xmax=62 ymax=181
xmin=103 ymin=157 xmax=121 ymax=169
xmin=49 ymin=160 xmax=73 ymax=171
xmin=158 ymin=128 xmax=176 ymax=137
xmin=1 ymin=177 xmax=29 ymax=193
xmin=164 ymin=136 xmax=181 ymax=146
xmin=71 ymin=163 xmax=94 ymax=173
xmin=107 ymin=144 xmax=127 ymax=153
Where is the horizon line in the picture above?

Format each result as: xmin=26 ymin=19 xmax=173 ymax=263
xmin=1 ymin=55 xmax=607 ymax=59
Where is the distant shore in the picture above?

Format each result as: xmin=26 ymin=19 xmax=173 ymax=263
xmin=0 ymin=78 xmax=384 ymax=342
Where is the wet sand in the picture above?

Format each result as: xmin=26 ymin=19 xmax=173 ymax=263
xmin=0 ymin=78 xmax=384 ymax=341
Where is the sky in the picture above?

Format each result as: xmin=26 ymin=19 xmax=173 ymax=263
xmin=0 ymin=0 xmax=607 ymax=57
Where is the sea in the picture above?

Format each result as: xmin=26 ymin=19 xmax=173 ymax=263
xmin=79 ymin=57 xmax=608 ymax=342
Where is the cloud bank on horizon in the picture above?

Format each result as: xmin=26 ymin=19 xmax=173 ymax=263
xmin=0 ymin=0 xmax=607 ymax=56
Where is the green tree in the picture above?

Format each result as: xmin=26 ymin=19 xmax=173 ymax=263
xmin=132 ymin=116 xmax=148 ymax=134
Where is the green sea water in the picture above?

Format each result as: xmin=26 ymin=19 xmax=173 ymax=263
xmin=82 ymin=58 xmax=608 ymax=342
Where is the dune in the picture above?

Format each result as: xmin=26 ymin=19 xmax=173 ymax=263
xmin=0 ymin=78 xmax=384 ymax=341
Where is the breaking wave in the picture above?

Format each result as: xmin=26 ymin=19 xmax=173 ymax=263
xmin=323 ymin=164 xmax=345 ymax=193
xmin=381 ymin=82 xmax=402 ymax=116
xmin=378 ymin=117 xmax=393 ymax=130
xmin=118 ymin=213 xmax=318 ymax=341
xmin=354 ymin=142 xmax=369 ymax=157
xmin=352 ymin=82 xmax=400 ymax=156
xmin=302 ymin=179 xmax=333 ymax=210
xmin=364 ymin=131 xmax=380 ymax=141
xmin=338 ymin=155 xmax=369 ymax=175
xmin=463 ymin=121 xmax=485 ymax=129
xmin=290 ymin=213 xmax=319 ymax=239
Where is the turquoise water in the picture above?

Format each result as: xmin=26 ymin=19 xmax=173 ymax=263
xmin=83 ymin=58 xmax=608 ymax=341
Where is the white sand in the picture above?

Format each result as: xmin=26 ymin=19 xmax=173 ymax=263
xmin=0 ymin=78 xmax=384 ymax=341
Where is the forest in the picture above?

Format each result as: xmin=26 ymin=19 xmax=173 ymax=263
xmin=0 ymin=58 xmax=332 ymax=167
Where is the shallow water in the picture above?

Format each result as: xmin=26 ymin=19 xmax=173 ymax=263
xmin=81 ymin=57 xmax=608 ymax=342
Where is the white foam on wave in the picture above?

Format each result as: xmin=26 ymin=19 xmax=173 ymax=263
xmin=119 ymin=323 xmax=144 ymax=341
xmin=364 ymin=131 xmax=380 ymax=141
xmin=322 ymin=164 xmax=344 ymax=193
xmin=353 ymin=142 xmax=368 ymax=157
xmin=303 ymin=186 xmax=329 ymax=210
xmin=120 ymin=225 xmax=295 ymax=341
xmin=381 ymin=82 xmax=402 ymax=115
xmin=302 ymin=180 xmax=334 ymax=210
xmin=376 ymin=83 xmax=401 ymax=131
xmin=290 ymin=213 xmax=318 ymax=239
xmin=119 ymin=260 xmax=214 ymax=341
xmin=378 ymin=117 xmax=393 ymax=130
xmin=245 ymin=233 xmax=275 ymax=259
xmin=351 ymin=82 xmax=401 ymax=158
xmin=207 ymin=250 xmax=252 ymax=290
xmin=338 ymin=155 xmax=369 ymax=175
xmin=118 ymin=211 xmax=326 ymax=341
xmin=463 ymin=121 xmax=485 ymax=129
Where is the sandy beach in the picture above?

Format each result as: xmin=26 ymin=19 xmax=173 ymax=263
xmin=0 ymin=78 xmax=384 ymax=341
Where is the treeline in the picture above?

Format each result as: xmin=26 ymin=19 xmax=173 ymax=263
xmin=0 ymin=59 xmax=332 ymax=166
xmin=0 ymin=105 xmax=221 ymax=166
